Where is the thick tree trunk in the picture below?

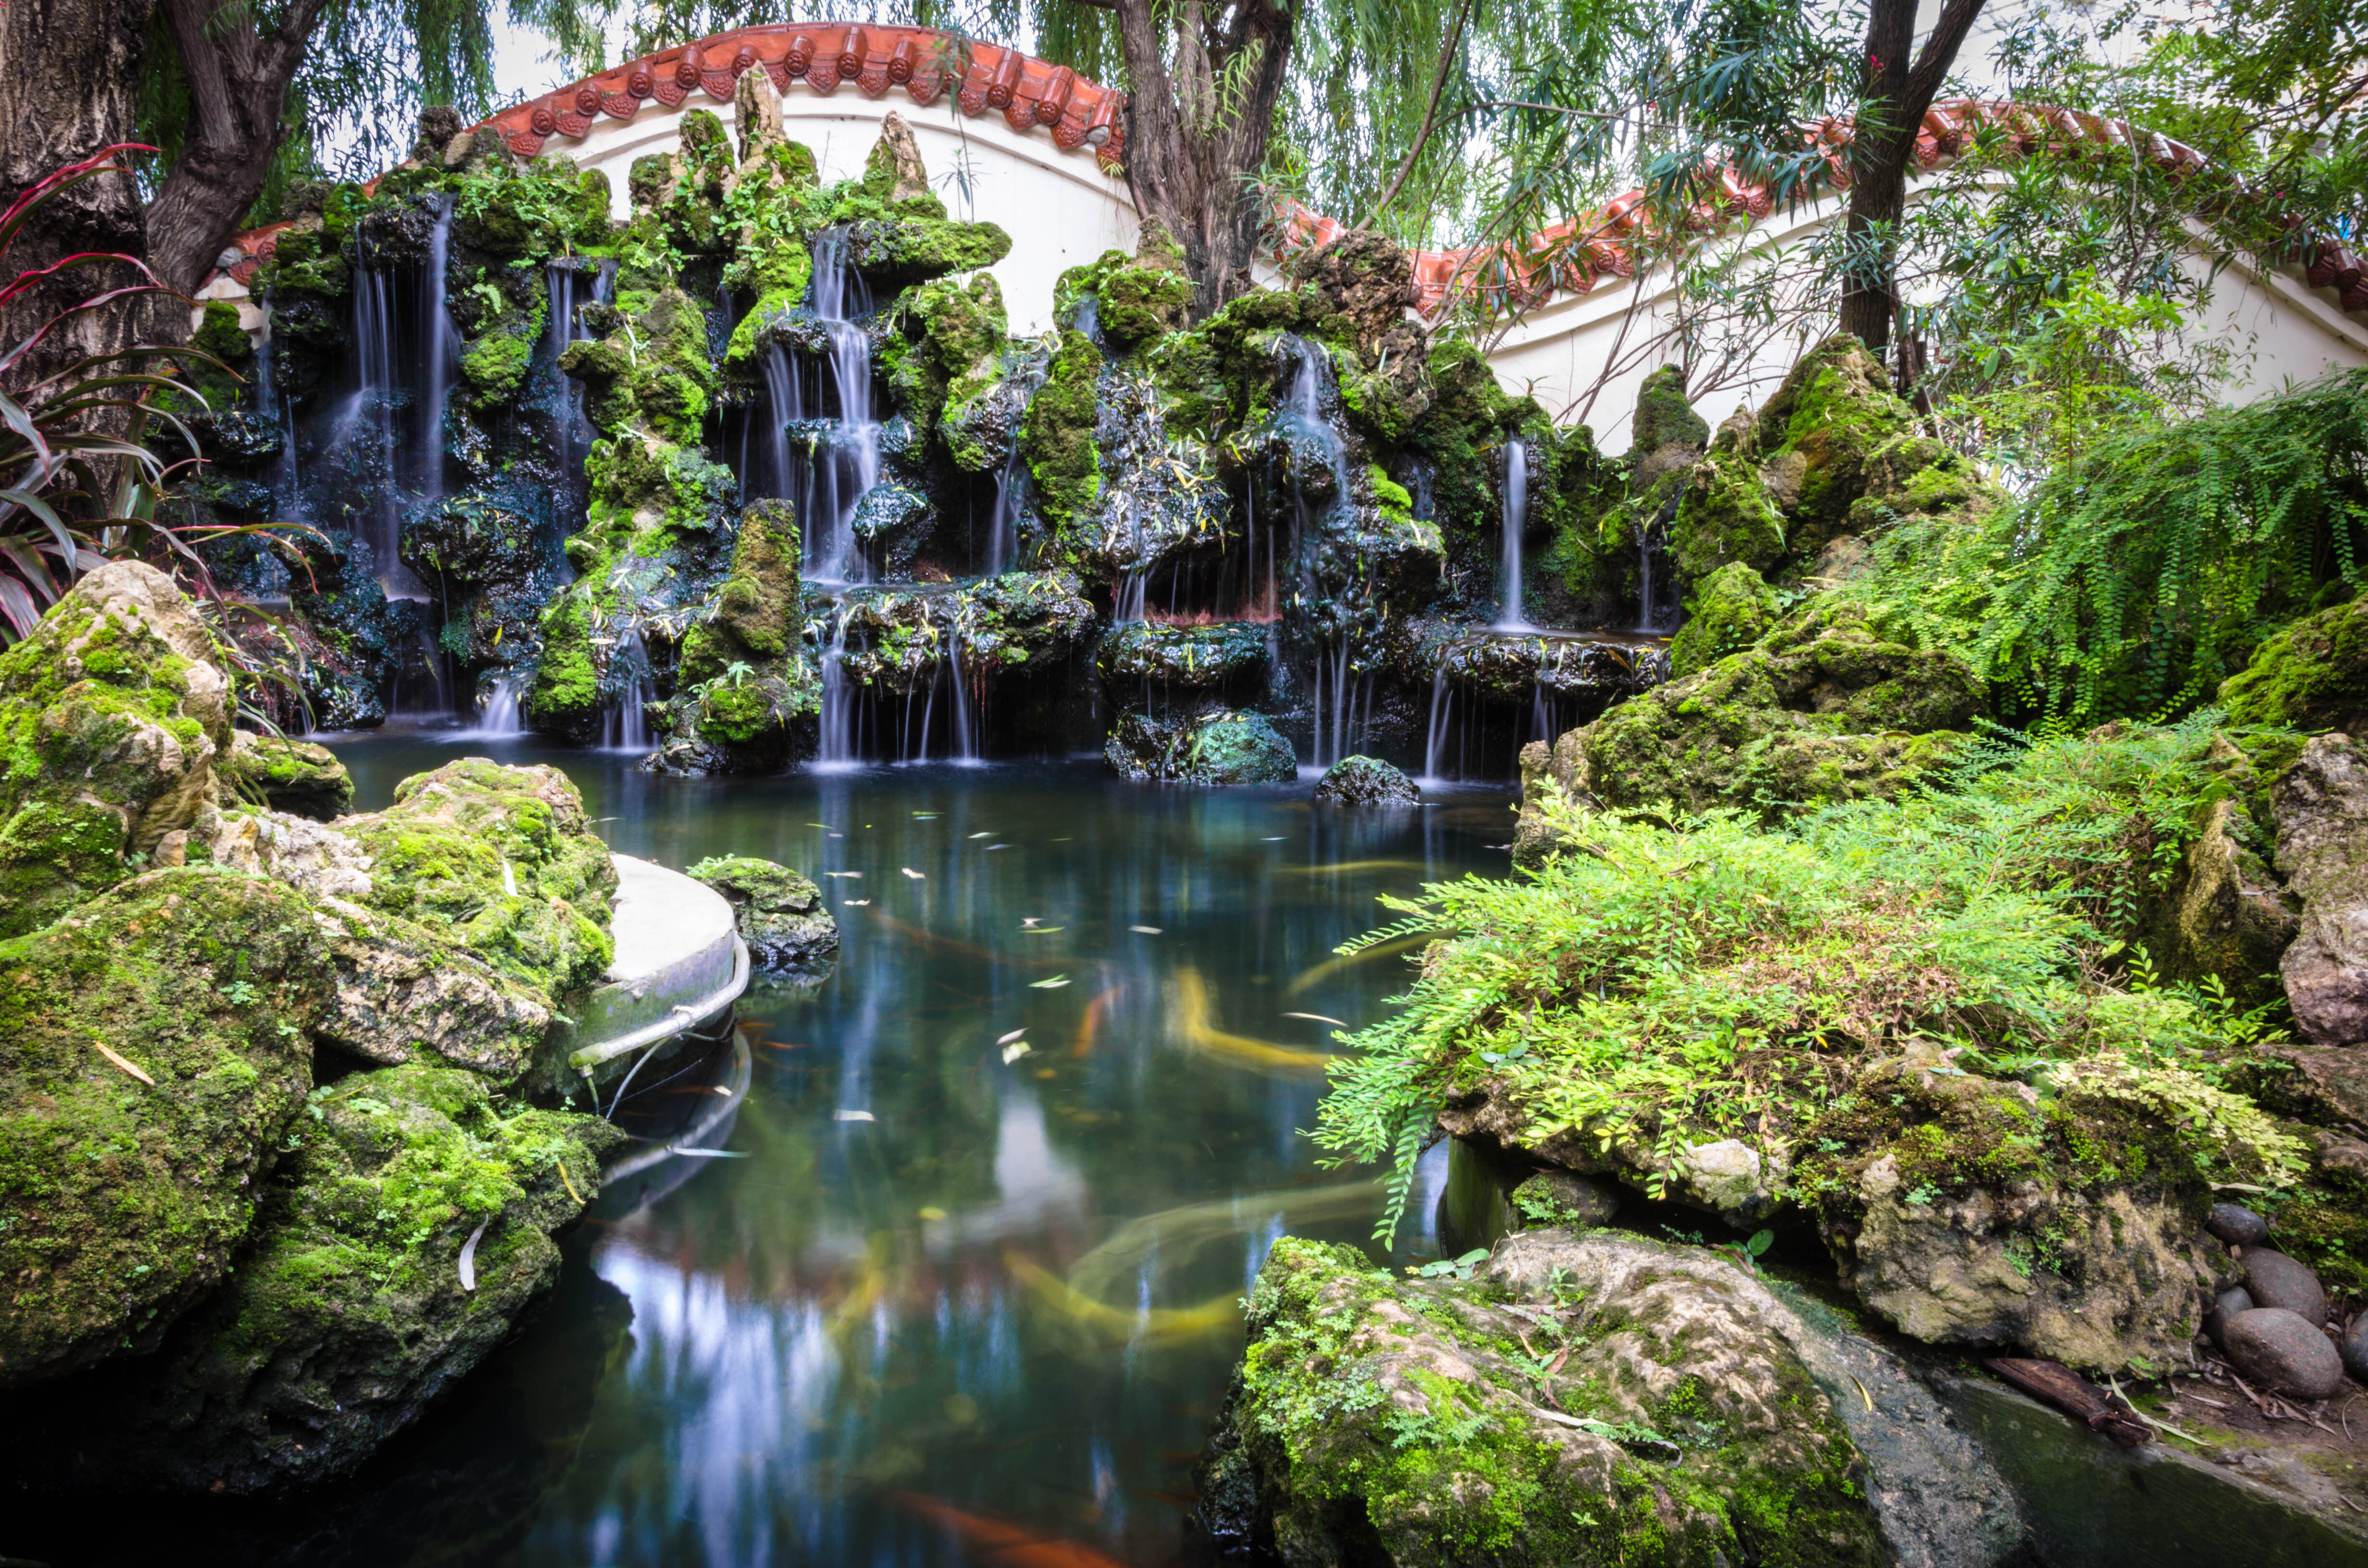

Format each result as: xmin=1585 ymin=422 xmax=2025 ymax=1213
xmin=1835 ymin=0 xmax=1988 ymax=358
xmin=0 ymin=0 xmax=156 ymax=384
xmin=1110 ymin=0 xmax=1294 ymax=318
xmin=146 ymin=0 xmax=333 ymax=305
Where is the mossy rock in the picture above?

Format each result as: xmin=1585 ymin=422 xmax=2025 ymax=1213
xmin=58 ymin=1065 xmax=619 ymax=1494
xmin=0 ymin=562 xmax=235 ymax=939
xmin=688 ymin=855 xmax=839 ymax=973
xmin=218 ymin=729 xmax=355 ymax=821
xmin=400 ymin=492 xmax=540 ymax=589
xmin=1669 ymin=562 xmax=1783 ymax=679
xmin=1196 ymin=1233 xmax=1898 ymax=1566
xmin=1752 ymin=335 xmax=1914 ymax=554
xmin=1631 ymin=364 xmax=1710 ymax=453
xmin=843 ymin=215 xmax=1012 ymax=288
xmin=964 ymin=570 xmax=1098 ymax=673
xmin=0 ymin=867 xmax=330 ymax=1388
xmin=1312 ymin=755 xmax=1418 ymax=806
xmin=1097 ymin=620 xmax=1270 ymax=696
xmin=1105 ymin=709 xmax=1296 ymax=785
xmin=526 ymin=592 xmax=603 ymax=743
xmin=336 ymin=759 xmax=616 ymax=997
xmin=1020 ymin=329 xmax=1103 ymax=528
xmin=1517 ymin=594 xmax=1983 ymax=843
xmin=2220 ymin=596 xmax=2368 ymax=737
xmin=1670 ymin=448 xmax=1787 ymax=581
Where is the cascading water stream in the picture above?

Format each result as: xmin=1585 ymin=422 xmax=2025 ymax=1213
xmin=1421 ymin=668 xmax=1454 ymax=784
xmin=1633 ymin=513 xmax=1677 ymax=634
xmin=1497 ymin=437 xmax=1532 ymax=631
xmin=983 ymin=355 xmax=1049 ymax=576
xmin=330 ymin=260 xmax=407 ymax=592
xmin=759 ymin=343 xmax=804 ymax=506
xmin=807 ymin=230 xmax=878 ymax=585
xmin=547 ymin=259 xmax=614 ymax=554
xmin=817 ymin=603 xmax=856 ymax=765
xmin=601 ymin=631 xmax=653 ymax=751
xmin=472 ymin=672 xmax=527 ymax=736
xmin=947 ymin=620 xmax=980 ymax=763
xmin=416 ymin=196 xmax=461 ymax=512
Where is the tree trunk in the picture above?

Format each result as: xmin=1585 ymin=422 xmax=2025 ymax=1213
xmin=0 ymin=0 xmax=156 ymax=384
xmin=1110 ymin=0 xmax=1295 ymax=318
xmin=1835 ymin=0 xmax=1988 ymax=358
xmin=146 ymin=0 xmax=334 ymax=306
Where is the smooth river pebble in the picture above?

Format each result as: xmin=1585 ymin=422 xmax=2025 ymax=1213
xmin=2205 ymin=1202 xmax=2269 ymax=1247
xmin=2202 ymin=1285 xmax=2254 ymax=1345
xmin=2241 ymin=1248 xmax=2330 ymax=1325
xmin=2222 ymin=1307 xmax=2346 ymax=1401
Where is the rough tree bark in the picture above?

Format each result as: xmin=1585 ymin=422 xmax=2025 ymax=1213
xmin=1102 ymin=0 xmax=1295 ymax=319
xmin=1835 ymin=0 xmax=1988 ymax=358
xmin=146 ymin=0 xmax=338 ymax=302
xmin=0 ymin=0 xmax=157 ymax=381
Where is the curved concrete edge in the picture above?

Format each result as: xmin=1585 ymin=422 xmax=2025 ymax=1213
xmin=560 ymin=854 xmax=752 ymax=1073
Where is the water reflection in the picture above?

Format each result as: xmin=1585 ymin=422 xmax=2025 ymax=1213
xmin=15 ymin=740 xmax=1511 ymax=1567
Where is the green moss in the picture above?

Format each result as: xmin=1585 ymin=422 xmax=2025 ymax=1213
xmin=0 ymin=867 xmax=329 ymax=1386
xmin=2218 ymin=596 xmax=2368 ymax=735
xmin=460 ymin=330 xmax=533 ymax=408
xmin=1752 ymin=335 xmax=1914 ymax=553
xmin=1669 ymin=563 xmax=1782 ymax=678
xmin=336 ymin=759 xmax=615 ymax=997
xmin=1671 ymin=450 xmax=1788 ymax=580
xmin=184 ymin=300 xmax=253 ymax=412
xmin=1020 ymin=329 xmax=1103 ymax=531
xmin=217 ymin=730 xmax=354 ymax=820
xmin=528 ymin=593 xmax=601 ymax=737
xmin=1631 ymin=365 xmax=1709 ymax=453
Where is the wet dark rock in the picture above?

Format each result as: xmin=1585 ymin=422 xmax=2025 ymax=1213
xmin=2222 ymin=1307 xmax=2347 ymax=1400
xmin=2205 ymin=1285 xmax=2256 ymax=1344
xmin=1104 ymin=709 xmax=1295 ymax=785
xmin=2344 ymin=1313 xmax=2368 ymax=1384
xmin=2209 ymin=1202 xmax=2271 ymax=1247
xmin=2271 ymin=735 xmax=2368 ymax=1044
xmin=689 ymin=855 xmax=839 ymax=974
xmin=1098 ymin=620 xmax=1270 ymax=697
xmin=1429 ymin=628 xmax=1669 ymax=706
xmin=2242 ymin=1249 xmax=2331 ymax=1325
xmin=1312 ymin=755 xmax=1418 ymax=806
xmin=2138 ymin=789 xmax=2300 ymax=1009
xmin=399 ymin=493 xmax=541 ymax=589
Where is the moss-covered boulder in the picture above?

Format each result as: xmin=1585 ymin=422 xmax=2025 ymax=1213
xmin=661 ymin=501 xmax=821 ymax=773
xmin=0 ymin=867 xmax=330 ymax=1387
xmin=1668 ymin=563 xmax=1782 ymax=679
xmin=218 ymin=728 xmax=355 ymax=821
xmin=54 ymin=1065 xmax=617 ymax=1494
xmin=1313 ymin=755 xmax=1418 ymax=806
xmin=1516 ymin=596 xmax=1983 ymax=850
xmin=1196 ymin=1233 xmax=1916 ymax=1566
xmin=1098 ymin=620 xmax=1270 ymax=698
xmin=337 ymin=759 xmax=616 ymax=998
xmin=688 ymin=855 xmax=839 ymax=974
xmin=0 ymin=562 xmax=235 ymax=938
xmin=1105 ymin=709 xmax=1296 ymax=784
xmin=1750 ymin=336 xmax=1914 ymax=556
xmin=2220 ymin=595 xmax=2368 ymax=737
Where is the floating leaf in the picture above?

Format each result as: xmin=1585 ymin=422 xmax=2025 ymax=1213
xmin=834 ymin=1109 xmax=876 ymax=1122
xmin=1030 ymin=975 xmax=1071 ymax=990
xmin=902 ymin=868 xmax=925 ymax=879
xmin=1002 ymin=1041 xmax=1034 ymax=1064
xmin=1129 ymin=925 xmax=1163 ymax=935
xmin=1283 ymin=1012 xmax=1347 ymax=1026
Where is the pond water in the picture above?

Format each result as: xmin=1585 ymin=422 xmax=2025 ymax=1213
xmin=13 ymin=739 xmax=1515 ymax=1568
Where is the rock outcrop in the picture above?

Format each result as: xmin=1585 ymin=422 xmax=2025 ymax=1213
xmin=1105 ymin=708 xmax=1297 ymax=784
xmin=2272 ymin=734 xmax=2368 ymax=1044
xmin=217 ymin=728 xmax=356 ymax=820
xmin=689 ymin=854 xmax=839 ymax=973
xmin=1312 ymin=755 xmax=1418 ymax=805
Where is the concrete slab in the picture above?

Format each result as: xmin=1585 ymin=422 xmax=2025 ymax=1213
xmin=561 ymin=854 xmax=748 ymax=1077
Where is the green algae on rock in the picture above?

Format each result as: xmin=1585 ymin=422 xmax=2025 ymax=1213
xmin=1106 ymin=708 xmax=1297 ymax=784
xmin=689 ymin=854 xmax=839 ymax=973
xmin=1195 ymin=1233 xmax=1897 ymax=1567
xmin=0 ymin=867 xmax=330 ymax=1388
xmin=1313 ymin=755 xmax=1419 ymax=806
xmin=0 ymin=561 xmax=236 ymax=939
xmin=48 ymin=1065 xmax=618 ymax=1494
xmin=1667 ymin=562 xmax=1783 ymax=679
xmin=2220 ymin=595 xmax=2368 ymax=737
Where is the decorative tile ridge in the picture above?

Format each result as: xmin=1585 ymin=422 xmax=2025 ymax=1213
xmin=1278 ymin=97 xmax=2368 ymax=321
xmin=209 ymin=24 xmax=1125 ymax=288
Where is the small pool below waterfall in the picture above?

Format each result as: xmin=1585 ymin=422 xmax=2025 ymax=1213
xmin=18 ymin=736 xmax=1517 ymax=1567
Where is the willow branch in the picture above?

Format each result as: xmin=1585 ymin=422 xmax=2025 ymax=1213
xmin=1354 ymin=0 xmax=1476 ymax=232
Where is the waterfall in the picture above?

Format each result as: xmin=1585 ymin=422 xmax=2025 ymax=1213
xmin=1634 ymin=513 xmax=1677 ymax=634
xmin=947 ymin=620 xmax=980 ymax=763
xmin=548 ymin=259 xmax=612 ymax=551
xmin=1421 ymin=667 xmax=1454 ymax=784
xmin=472 ymin=671 xmax=526 ymax=736
xmin=817 ymin=604 xmax=855 ymax=765
xmin=759 ymin=342 xmax=803 ymax=505
xmin=983 ymin=358 xmax=1048 ymax=575
xmin=601 ymin=631 xmax=652 ymax=751
xmin=254 ymin=324 xmax=299 ymax=523
xmin=807 ymin=230 xmax=877 ymax=585
xmin=1497 ymin=437 xmax=1532 ymax=631
xmin=416 ymin=196 xmax=461 ymax=512
xmin=329 ymin=262 xmax=409 ymax=593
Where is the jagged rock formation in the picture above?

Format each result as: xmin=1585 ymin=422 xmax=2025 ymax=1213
xmin=689 ymin=854 xmax=839 ymax=972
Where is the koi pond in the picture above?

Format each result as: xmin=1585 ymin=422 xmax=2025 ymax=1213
xmin=11 ymin=736 xmax=1514 ymax=1567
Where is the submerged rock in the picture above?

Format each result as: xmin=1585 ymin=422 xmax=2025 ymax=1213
xmin=689 ymin=855 xmax=839 ymax=974
xmin=0 ymin=561 xmax=235 ymax=938
xmin=1196 ymin=1230 xmax=2022 ymax=1567
xmin=34 ymin=1065 xmax=618 ymax=1494
xmin=1105 ymin=708 xmax=1296 ymax=785
xmin=217 ymin=729 xmax=355 ymax=820
xmin=1312 ymin=754 xmax=1418 ymax=806
xmin=2272 ymin=735 xmax=2368 ymax=1044
xmin=0 ymin=868 xmax=330 ymax=1388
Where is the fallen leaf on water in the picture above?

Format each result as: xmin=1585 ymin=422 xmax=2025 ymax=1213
xmin=918 ymin=1206 xmax=948 ymax=1221
xmin=1023 ymin=926 xmax=1064 ymax=935
xmin=712 ymin=1085 xmax=733 ymax=1097
xmin=824 ymin=870 xmax=863 ymax=879
xmin=834 ymin=1109 xmax=876 ymax=1123
xmin=913 ymin=812 xmax=939 ymax=819
xmin=1030 ymin=975 xmax=1072 ymax=990
xmin=1035 ymin=1067 xmax=1058 ymax=1079
xmin=1283 ymin=1012 xmax=1348 ymax=1026
xmin=997 ymin=1028 xmax=1027 ymax=1045
xmin=986 ymin=844 xmax=1011 ymax=851
xmin=901 ymin=867 xmax=925 ymax=880
xmin=806 ymin=822 xmax=832 ymax=829
xmin=843 ymin=898 xmax=870 ymax=906
xmin=1129 ymin=925 xmax=1163 ymax=935
xmin=1021 ymin=916 xmax=1042 ymax=927
xmin=1261 ymin=835 xmax=1286 ymax=841
xmin=968 ymin=831 xmax=993 ymax=839
xmin=670 ymin=1147 xmax=751 ymax=1158
xmin=1002 ymin=1041 xmax=1034 ymax=1064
